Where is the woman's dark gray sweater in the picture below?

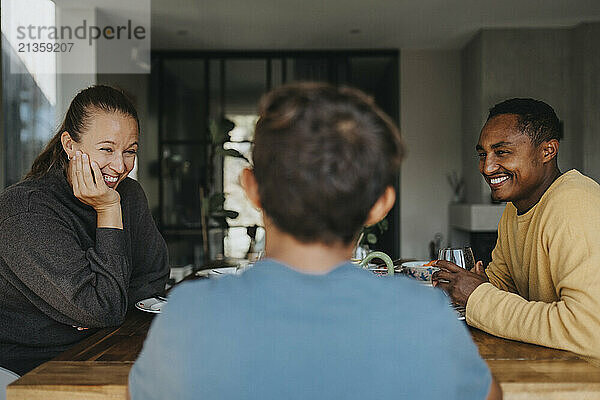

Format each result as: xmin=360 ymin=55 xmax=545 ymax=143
xmin=0 ymin=168 xmax=169 ymax=375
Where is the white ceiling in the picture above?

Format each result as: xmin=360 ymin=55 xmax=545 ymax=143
xmin=151 ymin=0 xmax=600 ymax=50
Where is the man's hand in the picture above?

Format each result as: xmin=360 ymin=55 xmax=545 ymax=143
xmin=432 ymin=260 xmax=489 ymax=307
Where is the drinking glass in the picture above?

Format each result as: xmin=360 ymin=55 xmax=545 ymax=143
xmin=437 ymin=246 xmax=473 ymax=318
xmin=437 ymin=247 xmax=475 ymax=271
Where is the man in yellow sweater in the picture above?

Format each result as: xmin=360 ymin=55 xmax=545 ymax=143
xmin=432 ymin=98 xmax=600 ymax=361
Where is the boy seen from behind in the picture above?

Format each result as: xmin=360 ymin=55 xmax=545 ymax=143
xmin=129 ymin=83 xmax=501 ymax=400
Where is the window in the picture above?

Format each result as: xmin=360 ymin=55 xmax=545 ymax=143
xmin=153 ymin=51 xmax=399 ymax=265
xmin=2 ymin=0 xmax=57 ymax=187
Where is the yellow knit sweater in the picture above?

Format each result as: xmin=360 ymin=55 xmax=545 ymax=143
xmin=466 ymin=170 xmax=600 ymax=360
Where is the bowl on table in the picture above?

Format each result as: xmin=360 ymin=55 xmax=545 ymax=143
xmin=401 ymin=261 xmax=439 ymax=283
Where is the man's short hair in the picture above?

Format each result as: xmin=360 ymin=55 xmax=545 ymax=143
xmin=487 ymin=98 xmax=562 ymax=145
xmin=252 ymin=82 xmax=404 ymax=245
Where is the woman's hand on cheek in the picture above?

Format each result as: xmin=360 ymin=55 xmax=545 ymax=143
xmin=70 ymin=151 xmax=121 ymax=212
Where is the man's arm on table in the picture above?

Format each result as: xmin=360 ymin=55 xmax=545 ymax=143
xmin=467 ymin=199 xmax=600 ymax=359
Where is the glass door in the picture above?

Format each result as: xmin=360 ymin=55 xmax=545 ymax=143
xmin=154 ymin=51 xmax=399 ymax=266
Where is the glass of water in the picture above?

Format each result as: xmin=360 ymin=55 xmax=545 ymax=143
xmin=437 ymin=247 xmax=475 ymax=271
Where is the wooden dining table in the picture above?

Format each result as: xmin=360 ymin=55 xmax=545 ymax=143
xmin=7 ymin=258 xmax=600 ymax=400
xmin=7 ymin=307 xmax=600 ymax=400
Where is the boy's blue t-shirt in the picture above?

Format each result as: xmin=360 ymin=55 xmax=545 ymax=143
xmin=129 ymin=260 xmax=491 ymax=400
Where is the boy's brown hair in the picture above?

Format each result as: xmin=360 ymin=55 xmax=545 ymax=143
xmin=253 ymin=82 xmax=404 ymax=245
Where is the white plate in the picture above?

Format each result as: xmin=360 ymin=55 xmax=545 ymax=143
xmin=209 ymin=267 xmax=239 ymax=275
xmin=135 ymin=297 xmax=167 ymax=314
xmin=195 ymin=266 xmax=250 ymax=278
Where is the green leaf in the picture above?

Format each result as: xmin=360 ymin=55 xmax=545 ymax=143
xmin=216 ymin=148 xmax=250 ymax=163
xmin=208 ymin=193 xmax=226 ymax=212
xmin=210 ymin=216 xmax=228 ymax=228
xmin=210 ymin=209 xmax=239 ymax=220
xmin=224 ymin=210 xmax=239 ymax=219
xmin=367 ymin=233 xmax=377 ymax=244
xmin=209 ymin=118 xmax=235 ymax=144
xmin=221 ymin=118 xmax=235 ymax=134
xmin=380 ymin=219 xmax=389 ymax=231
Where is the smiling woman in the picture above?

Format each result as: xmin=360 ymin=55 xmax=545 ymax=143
xmin=0 ymin=85 xmax=169 ymax=376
